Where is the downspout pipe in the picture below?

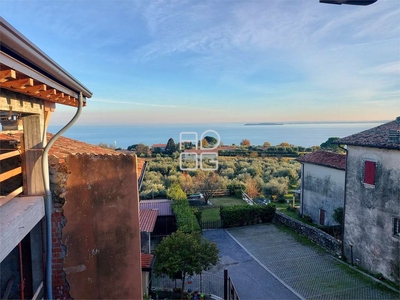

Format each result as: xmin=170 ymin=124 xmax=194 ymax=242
xmin=42 ymin=92 xmax=84 ymax=299
xmin=300 ymin=163 xmax=305 ymax=216
xmin=338 ymin=144 xmax=348 ymax=259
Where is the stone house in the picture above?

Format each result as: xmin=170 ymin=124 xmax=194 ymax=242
xmin=0 ymin=17 xmax=145 ymax=299
xmin=297 ymin=150 xmax=346 ymax=226
xmin=336 ymin=117 xmax=400 ymax=284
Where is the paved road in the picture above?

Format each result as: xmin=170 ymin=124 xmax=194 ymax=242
xmin=203 ymin=229 xmax=301 ymax=300
xmin=204 ymin=224 xmax=399 ymax=300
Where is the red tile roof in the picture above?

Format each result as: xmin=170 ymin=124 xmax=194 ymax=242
xmin=0 ymin=131 xmax=146 ymax=175
xmin=296 ymin=150 xmax=346 ymax=170
xmin=139 ymin=199 xmax=173 ymax=216
xmin=141 ymin=253 xmax=154 ymax=270
xmin=151 ymin=143 xmax=167 ymax=148
xmin=140 ymin=209 xmax=158 ymax=232
xmin=336 ymin=118 xmax=400 ymax=150
xmin=183 ymin=149 xmax=218 ymax=155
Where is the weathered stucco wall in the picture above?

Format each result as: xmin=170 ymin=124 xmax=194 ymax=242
xmin=302 ymin=163 xmax=345 ymax=226
xmin=344 ymin=146 xmax=400 ymax=284
xmin=51 ymin=153 xmax=142 ymax=299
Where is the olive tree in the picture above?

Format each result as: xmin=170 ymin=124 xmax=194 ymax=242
xmin=154 ymin=231 xmax=219 ymax=299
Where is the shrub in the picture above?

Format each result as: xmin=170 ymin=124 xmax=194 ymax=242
xmin=286 ymin=204 xmax=297 ymax=212
xmin=302 ymin=214 xmax=313 ymax=223
xmin=172 ymin=199 xmax=201 ymax=233
xmin=220 ymin=204 xmax=275 ymax=228
xmin=332 ymin=207 xmax=343 ymax=225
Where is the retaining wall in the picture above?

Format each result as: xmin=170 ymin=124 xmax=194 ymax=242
xmin=273 ymin=211 xmax=342 ymax=256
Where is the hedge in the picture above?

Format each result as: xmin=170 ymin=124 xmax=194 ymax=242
xmin=220 ymin=204 xmax=276 ymax=228
xmin=172 ymin=199 xmax=202 ymax=233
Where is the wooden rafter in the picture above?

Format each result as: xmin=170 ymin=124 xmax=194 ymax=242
xmin=49 ymin=92 xmax=64 ymax=102
xmin=0 ymin=64 xmax=85 ymax=107
xmin=0 ymin=69 xmax=16 ymax=83
xmin=24 ymin=84 xmax=47 ymax=94
xmin=37 ymin=89 xmax=56 ymax=98
xmin=2 ymin=77 xmax=34 ymax=89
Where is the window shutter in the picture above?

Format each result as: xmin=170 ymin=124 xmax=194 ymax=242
xmin=364 ymin=161 xmax=376 ymax=185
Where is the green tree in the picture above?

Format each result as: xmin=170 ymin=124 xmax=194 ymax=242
xmin=203 ymin=136 xmax=218 ymax=145
xmin=166 ymin=138 xmax=177 ymax=155
xmin=320 ymin=137 xmax=345 ymax=153
xmin=263 ymin=177 xmax=289 ymax=200
xmin=167 ymin=182 xmax=187 ymax=201
xmin=154 ymin=231 xmax=219 ymax=299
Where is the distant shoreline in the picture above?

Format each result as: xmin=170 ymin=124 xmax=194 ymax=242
xmin=244 ymin=122 xmax=283 ymax=126
xmin=243 ymin=120 xmax=387 ymax=126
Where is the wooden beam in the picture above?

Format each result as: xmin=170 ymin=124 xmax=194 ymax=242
xmin=37 ymin=89 xmax=56 ymax=98
xmin=49 ymin=92 xmax=64 ymax=102
xmin=24 ymin=84 xmax=47 ymax=94
xmin=0 ymin=186 xmax=23 ymax=207
xmin=2 ymin=78 xmax=34 ymax=89
xmin=0 ymin=167 xmax=22 ymax=182
xmin=0 ymin=88 xmax=44 ymax=115
xmin=0 ymin=150 xmax=20 ymax=161
xmin=22 ymin=115 xmax=45 ymax=196
xmin=44 ymin=101 xmax=56 ymax=112
xmin=0 ymin=69 xmax=16 ymax=83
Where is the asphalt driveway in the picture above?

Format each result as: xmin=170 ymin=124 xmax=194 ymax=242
xmin=203 ymin=224 xmax=399 ymax=300
xmin=203 ymin=229 xmax=301 ymax=300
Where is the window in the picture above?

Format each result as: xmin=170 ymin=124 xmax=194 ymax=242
xmin=364 ymin=161 xmax=376 ymax=185
xmin=394 ymin=218 xmax=400 ymax=237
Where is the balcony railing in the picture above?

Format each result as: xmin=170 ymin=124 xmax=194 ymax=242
xmin=0 ymin=149 xmax=23 ymax=207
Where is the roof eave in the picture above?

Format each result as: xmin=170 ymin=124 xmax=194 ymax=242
xmin=0 ymin=17 xmax=92 ymax=99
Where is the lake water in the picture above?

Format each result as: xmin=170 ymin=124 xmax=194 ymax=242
xmin=48 ymin=122 xmax=384 ymax=149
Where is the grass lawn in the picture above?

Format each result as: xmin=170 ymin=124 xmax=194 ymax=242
xmin=209 ymin=196 xmax=247 ymax=207
xmin=200 ymin=196 xmax=246 ymax=222
xmin=201 ymin=208 xmax=221 ymax=222
xmin=278 ymin=208 xmax=320 ymax=228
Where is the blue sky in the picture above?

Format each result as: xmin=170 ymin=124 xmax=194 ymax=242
xmin=2 ymin=0 xmax=399 ymax=125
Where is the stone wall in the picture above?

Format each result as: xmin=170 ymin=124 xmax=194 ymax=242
xmin=273 ymin=211 xmax=342 ymax=256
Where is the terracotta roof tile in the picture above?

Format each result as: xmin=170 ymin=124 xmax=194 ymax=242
xmin=151 ymin=143 xmax=167 ymax=148
xmin=336 ymin=118 xmax=400 ymax=150
xmin=141 ymin=253 xmax=154 ymax=270
xmin=0 ymin=131 xmax=146 ymax=175
xmin=296 ymin=150 xmax=346 ymax=170
xmin=140 ymin=209 xmax=158 ymax=232
xmin=139 ymin=199 xmax=173 ymax=216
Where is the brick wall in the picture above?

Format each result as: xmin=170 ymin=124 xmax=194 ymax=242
xmin=52 ymin=204 xmax=70 ymax=299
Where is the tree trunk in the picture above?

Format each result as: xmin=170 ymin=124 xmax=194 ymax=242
xmin=181 ymin=272 xmax=186 ymax=300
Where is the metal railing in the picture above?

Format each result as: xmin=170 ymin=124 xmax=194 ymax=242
xmin=152 ymin=271 xmax=225 ymax=298
xmin=200 ymin=219 xmax=223 ymax=230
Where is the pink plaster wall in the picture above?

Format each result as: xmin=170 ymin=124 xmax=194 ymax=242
xmin=60 ymin=154 xmax=142 ymax=299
